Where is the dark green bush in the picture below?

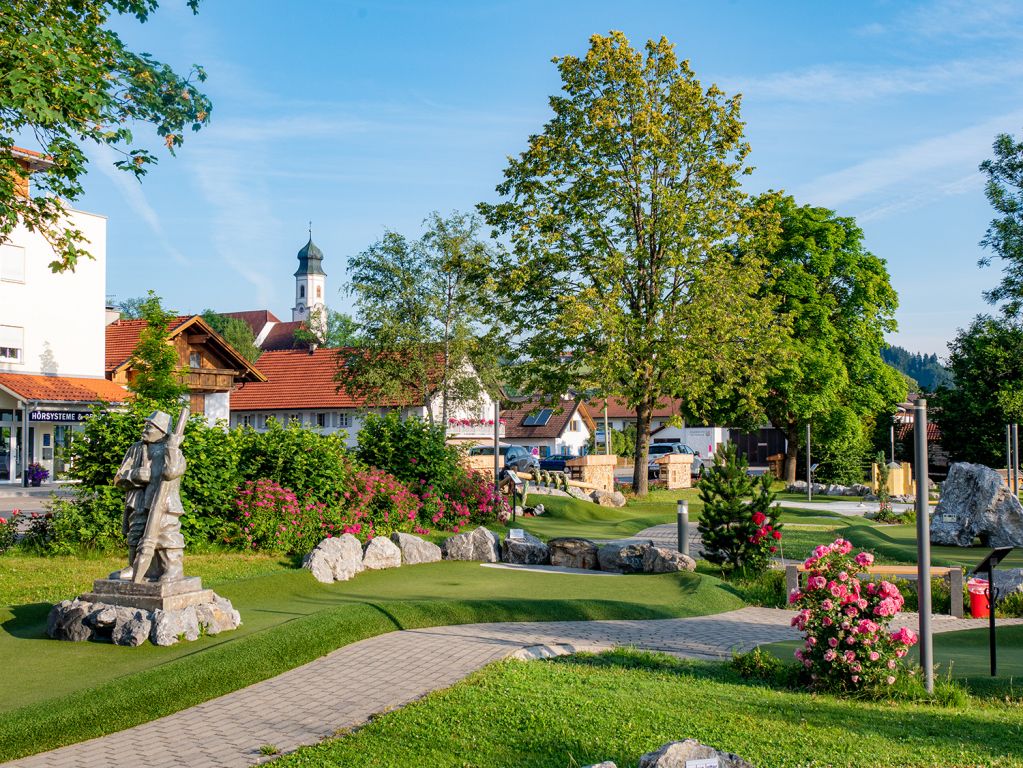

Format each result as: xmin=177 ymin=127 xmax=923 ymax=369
xmin=355 ymin=411 xmax=463 ymax=491
xmin=730 ymin=648 xmax=782 ymax=681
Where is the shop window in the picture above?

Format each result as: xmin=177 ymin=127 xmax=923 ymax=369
xmin=0 ymin=325 xmax=23 ymax=363
xmin=0 ymin=244 xmax=25 ymax=283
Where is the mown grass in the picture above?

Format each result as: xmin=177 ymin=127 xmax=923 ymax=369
xmin=0 ymin=559 xmax=743 ymax=762
xmin=274 ymin=648 xmax=1023 ymax=767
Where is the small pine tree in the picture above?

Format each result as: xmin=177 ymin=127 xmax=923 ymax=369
xmin=698 ymin=443 xmax=781 ymax=574
xmin=129 ymin=291 xmax=188 ymax=408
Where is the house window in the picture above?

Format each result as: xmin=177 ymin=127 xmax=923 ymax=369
xmin=290 ymin=413 xmax=302 ymax=425
xmin=189 ymin=352 xmax=201 ymax=368
xmin=238 ymin=414 xmax=252 ymax=428
xmin=0 ymin=325 xmax=23 ymax=363
xmin=570 ymin=419 xmax=580 ymax=432
xmin=316 ymin=413 xmax=327 ymax=428
xmin=0 ymin=244 xmax=25 ymax=283
xmin=338 ymin=413 xmax=351 ymax=428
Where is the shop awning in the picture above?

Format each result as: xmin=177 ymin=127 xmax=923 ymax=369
xmin=0 ymin=373 xmax=128 ymax=405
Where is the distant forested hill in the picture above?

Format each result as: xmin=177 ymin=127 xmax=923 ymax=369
xmin=881 ymin=345 xmax=952 ymax=391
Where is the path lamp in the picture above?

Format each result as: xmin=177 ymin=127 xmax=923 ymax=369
xmin=676 ymin=499 xmax=689 ymax=557
xmin=915 ymin=399 xmax=933 ymax=694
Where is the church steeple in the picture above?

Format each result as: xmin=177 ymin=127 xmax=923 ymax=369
xmin=292 ymin=225 xmax=327 ymax=331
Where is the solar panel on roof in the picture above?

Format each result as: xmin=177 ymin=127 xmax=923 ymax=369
xmin=523 ymin=408 xmax=553 ymax=426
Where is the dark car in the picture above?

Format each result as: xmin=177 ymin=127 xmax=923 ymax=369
xmin=468 ymin=444 xmax=539 ymax=472
xmin=539 ymin=452 xmax=575 ymax=472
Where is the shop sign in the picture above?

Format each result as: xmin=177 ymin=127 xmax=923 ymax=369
xmin=29 ymin=410 xmax=90 ymax=423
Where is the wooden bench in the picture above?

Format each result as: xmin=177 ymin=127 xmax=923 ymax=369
xmin=785 ymin=563 xmax=964 ymax=618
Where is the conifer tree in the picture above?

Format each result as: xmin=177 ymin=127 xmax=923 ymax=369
xmin=698 ymin=443 xmax=780 ymax=573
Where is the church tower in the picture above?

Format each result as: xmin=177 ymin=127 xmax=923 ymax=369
xmin=292 ymin=228 xmax=327 ymax=337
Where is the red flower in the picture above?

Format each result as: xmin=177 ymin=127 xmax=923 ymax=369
xmin=752 ymin=511 xmax=766 ymax=526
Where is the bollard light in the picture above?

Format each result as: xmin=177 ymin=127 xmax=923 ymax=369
xmin=677 ymin=499 xmax=689 ymax=558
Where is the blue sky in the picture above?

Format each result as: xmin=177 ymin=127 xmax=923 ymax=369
xmin=75 ymin=0 xmax=1023 ymax=355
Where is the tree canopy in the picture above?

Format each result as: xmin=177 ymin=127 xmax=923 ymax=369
xmin=0 ymin=0 xmax=211 ymax=272
xmin=293 ymin=308 xmax=363 ymax=349
xmin=480 ymin=31 xmax=781 ymax=494
xmin=200 ymin=310 xmax=261 ymax=363
xmin=880 ymin=345 xmax=951 ymax=391
xmin=748 ymin=193 xmax=905 ymax=483
xmin=979 ymin=130 xmax=1023 ymax=315
xmin=933 ymin=315 xmax=1023 ymax=466
xmin=129 ymin=291 xmax=187 ymax=406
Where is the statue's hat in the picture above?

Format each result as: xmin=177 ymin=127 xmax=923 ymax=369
xmin=145 ymin=411 xmax=172 ymax=435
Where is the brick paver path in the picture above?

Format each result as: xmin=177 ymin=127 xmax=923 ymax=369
xmin=6 ymin=605 xmax=1015 ymax=768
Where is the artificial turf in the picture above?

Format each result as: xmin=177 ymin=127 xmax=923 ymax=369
xmin=272 ymin=648 xmax=1023 ymax=767
xmin=0 ymin=559 xmax=742 ymax=762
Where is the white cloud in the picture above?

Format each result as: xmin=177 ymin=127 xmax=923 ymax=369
xmin=907 ymin=0 xmax=1023 ymax=41
xmin=90 ymin=144 xmax=190 ymax=266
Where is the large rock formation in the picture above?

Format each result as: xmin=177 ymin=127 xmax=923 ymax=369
xmin=597 ymin=541 xmax=652 ymax=573
xmin=931 ymin=462 xmax=1023 ymax=547
xmin=639 ymin=740 xmax=755 ymax=768
xmin=548 ymin=537 xmax=599 ymax=569
xmin=444 ymin=527 xmax=501 ymax=562
xmin=303 ymin=534 xmax=366 ymax=583
xmin=501 ymin=531 xmax=551 ymax=565
xmin=643 ymin=546 xmax=697 ymax=573
xmin=390 ymin=532 xmax=443 ymax=565
xmin=362 ymin=536 xmax=402 ymax=570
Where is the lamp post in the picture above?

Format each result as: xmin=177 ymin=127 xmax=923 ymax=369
xmin=676 ymin=499 xmax=689 ymax=557
xmin=806 ymin=422 xmax=812 ymax=502
xmin=915 ymin=399 xmax=933 ymax=694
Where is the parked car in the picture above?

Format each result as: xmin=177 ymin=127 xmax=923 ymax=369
xmin=539 ymin=452 xmax=575 ymax=472
xmin=468 ymin=444 xmax=539 ymax=472
xmin=647 ymin=443 xmax=704 ymax=479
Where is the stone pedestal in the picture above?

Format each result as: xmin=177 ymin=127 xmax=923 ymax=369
xmin=655 ymin=453 xmax=693 ymax=489
xmin=48 ymin=576 xmax=241 ymax=647
xmin=566 ymin=454 xmax=617 ymax=493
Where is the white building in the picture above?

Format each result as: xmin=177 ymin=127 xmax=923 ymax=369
xmin=501 ymin=398 xmax=595 ymax=457
xmin=0 ymin=147 xmax=126 ymax=483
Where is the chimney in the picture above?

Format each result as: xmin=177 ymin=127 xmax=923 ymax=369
xmin=7 ymin=147 xmax=53 ymax=199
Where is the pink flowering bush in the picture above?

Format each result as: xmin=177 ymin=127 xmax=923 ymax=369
xmin=233 ymin=479 xmax=307 ymax=553
xmin=0 ymin=509 xmax=18 ymax=554
xmin=339 ymin=466 xmax=422 ymax=539
xmin=790 ymin=538 xmax=918 ymax=692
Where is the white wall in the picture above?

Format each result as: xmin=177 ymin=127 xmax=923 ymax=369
xmin=651 ymin=425 xmax=728 ymax=457
xmin=0 ymin=210 xmax=107 ymax=378
xmin=205 ymin=391 xmax=230 ymax=425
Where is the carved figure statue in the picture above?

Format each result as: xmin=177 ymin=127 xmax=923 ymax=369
xmin=111 ymin=408 xmax=189 ymax=582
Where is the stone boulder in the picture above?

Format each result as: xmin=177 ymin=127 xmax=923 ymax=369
xmin=390 ymin=532 xmax=442 ymax=565
xmin=47 ymin=599 xmax=93 ymax=642
xmin=590 ymin=489 xmax=627 ymax=508
xmin=362 ymin=536 xmax=402 ymax=570
xmin=993 ymin=568 xmax=1023 ymax=601
xmin=639 ymin=740 xmax=754 ymax=768
xmin=195 ymin=595 xmax=241 ymax=636
xmin=931 ymin=462 xmax=1023 ymax=547
xmin=597 ymin=540 xmax=652 ymax=573
xmin=568 ymin=486 xmax=593 ymax=502
xmin=548 ymin=537 xmax=599 ymax=570
xmin=444 ymin=526 xmax=501 ymax=562
xmin=583 ymin=763 xmax=618 ymax=768
xmin=643 ymin=546 xmax=697 ymax=574
xmin=114 ymin=608 xmax=153 ymax=647
xmin=150 ymin=605 xmax=200 ymax=646
xmin=501 ymin=531 xmax=550 ymax=565
xmin=303 ymin=534 xmax=365 ymax=583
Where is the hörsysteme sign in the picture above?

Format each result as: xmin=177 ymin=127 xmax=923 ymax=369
xmin=29 ymin=410 xmax=90 ymax=423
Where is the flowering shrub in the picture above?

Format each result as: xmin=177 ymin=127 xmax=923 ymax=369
xmin=420 ymin=469 xmax=510 ymax=533
xmin=0 ymin=509 xmax=18 ymax=553
xmin=234 ymin=479 xmax=306 ymax=553
xmin=790 ymin=538 xmax=918 ymax=692
xmin=341 ymin=466 xmax=421 ymax=539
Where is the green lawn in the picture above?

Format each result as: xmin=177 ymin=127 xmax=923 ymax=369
xmin=0 ymin=556 xmax=742 ymax=762
xmin=273 ymin=649 xmax=1023 ymax=767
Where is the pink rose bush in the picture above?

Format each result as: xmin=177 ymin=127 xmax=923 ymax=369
xmin=790 ymin=538 xmax=918 ymax=691
xmin=0 ymin=509 xmax=18 ymax=554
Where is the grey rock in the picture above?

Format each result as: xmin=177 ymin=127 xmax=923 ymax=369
xmin=992 ymin=568 xmax=1023 ymax=602
xmin=390 ymin=532 xmax=442 ymax=565
xmin=931 ymin=462 xmax=1023 ymax=547
xmin=363 ymin=536 xmax=402 ymax=570
xmin=787 ymin=481 xmax=807 ymax=493
xmin=444 ymin=526 xmax=501 ymax=562
xmin=114 ymin=608 xmax=152 ymax=647
xmin=583 ymin=763 xmax=618 ymax=768
xmin=150 ymin=605 xmax=199 ymax=646
xmin=590 ymin=489 xmax=627 ymax=508
xmin=532 ymin=504 xmax=545 ymax=516
xmin=47 ymin=599 xmax=94 ymax=642
xmin=87 ymin=604 xmax=118 ymax=629
xmin=303 ymin=534 xmax=365 ymax=583
xmin=597 ymin=540 xmax=652 ymax=573
xmin=850 ymin=483 xmax=872 ymax=496
xmin=639 ymin=739 xmax=755 ymax=768
xmin=501 ymin=531 xmax=550 ymax=565
xmin=548 ymin=537 xmax=599 ymax=570
xmin=864 ymin=492 xmax=879 ymax=502
xmin=195 ymin=595 xmax=241 ymax=635
xmin=643 ymin=546 xmax=697 ymax=573
xmin=568 ymin=486 xmax=593 ymax=502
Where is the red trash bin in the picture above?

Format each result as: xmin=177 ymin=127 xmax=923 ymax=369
xmin=967 ymin=578 xmax=990 ymax=618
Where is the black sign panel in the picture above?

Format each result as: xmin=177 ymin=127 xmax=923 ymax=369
xmin=29 ymin=410 xmax=90 ymax=423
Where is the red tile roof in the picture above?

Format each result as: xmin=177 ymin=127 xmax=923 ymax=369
xmin=260 ymin=321 xmax=306 ymax=351
xmin=221 ymin=310 xmax=281 ymax=338
xmin=586 ymin=396 xmax=683 ymax=420
xmin=105 ymin=316 xmax=192 ymax=374
xmin=230 ymin=348 xmax=410 ymax=410
xmin=503 ymin=398 xmax=593 ymax=440
xmin=0 ymin=373 xmax=127 ymax=404
xmin=896 ymin=422 xmax=942 ymax=442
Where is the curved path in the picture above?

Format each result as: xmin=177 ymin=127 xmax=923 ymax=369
xmin=5 ymin=605 xmax=1012 ymax=768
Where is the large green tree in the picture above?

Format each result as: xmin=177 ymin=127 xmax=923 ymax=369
xmin=933 ymin=315 xmax=1023 ymax=466
xmin=749 ymin=193 xmax=905 ymax=483
xmin=200 ymin=310 xmax=261 ymax=362
xmin=979 ymin=130 xmax=1023 ymax=314
xmin=129 ymin=291 xmax=187 ymax=406
xmin=339 ymin=211 xmax=497 ymax=425
xmin=479 ymin=31 xmax=781 ymax=495
xmin=293 ymin=308 xmax=362 ymax=349
xmin=0 ymin=0 xmax=211 ymax=272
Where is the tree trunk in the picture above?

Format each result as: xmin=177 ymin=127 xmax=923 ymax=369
xmin=784 ymin=422 xmax=800 ymax=484
xmin=631 ymin=403 xmax=652 ymax=496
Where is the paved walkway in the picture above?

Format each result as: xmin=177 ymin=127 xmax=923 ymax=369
xmin=6 ymin=605 xmax=1014 ymax=768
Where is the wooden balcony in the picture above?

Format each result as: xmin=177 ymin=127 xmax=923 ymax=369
xmin=182 ymin=367 xmax=238 ymax=393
